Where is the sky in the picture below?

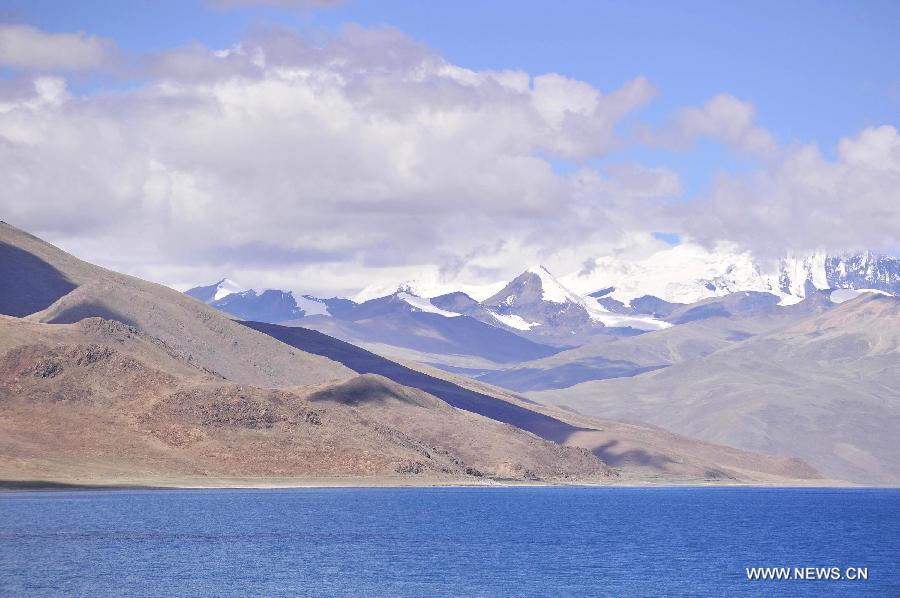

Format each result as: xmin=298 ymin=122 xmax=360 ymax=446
xmin=0 ymin=0 xmax=898 ymax=297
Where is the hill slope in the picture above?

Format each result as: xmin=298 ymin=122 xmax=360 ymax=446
xmin=296 ymin=292 xmax=562 ymax=363
xmin=0 ymin=315 xmax=612 ymax=485
xmin=475 ymin=291 xmax=835 ymax=392
xmin=530 ymin=295 xmax=900 ymax=484
xmin=242 ymin=321 xmax=824 ymax=484
xmin=0 ymin=222 xmax=352 ymax=388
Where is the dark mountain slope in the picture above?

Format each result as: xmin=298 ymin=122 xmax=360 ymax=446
xmin=297 ymin=293 xmax=562 ymax=363
xmin=241 ymin=321 xmax=585 ymax=443
xmin=0 ymin=239 xmax=77 ymax=317
xmin=242 ymin=321 xmax=823 ymax=483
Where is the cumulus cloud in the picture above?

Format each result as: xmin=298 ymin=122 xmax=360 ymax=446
xmin=0 ymin=24 xmax=115 ymax=70
xmin=685 ymin=125 xmax=900 ymax=257
xmin=0 ymin=26 xmax=659 ymax=295
xmin=640 ymin=93 xmax=777 ymax=155
xmin=531 ymin=74 xmax=655 ymax=157
xmin=573 ymin=163 xmax=682 ymax=200
xmin=2 ymin=23 xmax=894 ymax=296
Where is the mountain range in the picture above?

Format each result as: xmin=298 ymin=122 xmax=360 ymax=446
xmin=1 ymin=221 xmax=824 ymax=487
xmin=563 ymin=244 xmax=900 ymax=305
xmin=186 ymin=249 xmax=898 ymax=367
xmin=184 ymin=247 xmax=900 ymax=484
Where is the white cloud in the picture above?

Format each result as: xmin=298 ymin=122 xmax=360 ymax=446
xmin=572 ymin=163 xmax=681 ymax=200
xmin=0 ymin=24 xmax=114 ymax=71
xmin=531 ymin=74 xmax=655 ymax=157
xmin=640 ymin=93 xmax=777 ymax=155
xmin=685 ymin=125 xmax=900 ymax=257
xmin=1 ymin=24 xmax=894 ymax=297
xmin=0 ymin=27 xmax=657 ymax=296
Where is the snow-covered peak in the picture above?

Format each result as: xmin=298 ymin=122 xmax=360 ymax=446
xmin=561 ymin=243 xmax=780 ymax=305
xmin=213 ymin=278 xmax=244 ymax=301
xmin=525 ymin=265 xmax=585 ymax=304
xmin=778 ymin=253 xmax=829 ymax=297
xmin=396 ymin=292 xmax=461 ymax=317
xmin=185 ymin=278 xmax=246 ymax=304
xmin=562 ymin=245 xmax=899 ymax=307
xmin=355 ymin=277 xmax=505 ymax=303
xmin=486 ymin=265 xmax=672 ymax=331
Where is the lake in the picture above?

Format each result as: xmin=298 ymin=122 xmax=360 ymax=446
xmin=0 ymin=487 xmax=897 ymax=596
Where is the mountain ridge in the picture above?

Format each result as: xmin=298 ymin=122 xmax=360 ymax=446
xmin=0 ymin=221 xmax=830 ymax=486
xmin=188 ymin=248 xmax=898 ymax=340
xmin=529 ymin=293 xmax=900 ymax=484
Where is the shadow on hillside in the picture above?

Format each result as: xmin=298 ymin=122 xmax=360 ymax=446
xmin=590 ymin=439 xmax=677 ymax=470
xmin=242 ymin=321 xmax=594 ymax=444
xmin=0 ymin=480 xmax=157 ymax=492
xmin=308 ymin=375 xmax=438 ymax=407
xmin=0 ymin=242 xmax=77 ymax=317
xmin=46 ymin=302 xmax=139 ymax=328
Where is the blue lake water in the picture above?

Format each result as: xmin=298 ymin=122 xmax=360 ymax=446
xmin=0 ymin=486 xmax=897 ymax=596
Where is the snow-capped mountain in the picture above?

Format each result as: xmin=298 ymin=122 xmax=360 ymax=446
xmin=482 ymin=265 xmax=669 ymax=337
xmin=293 ymin=290 xmax=564 ymax=363
xmin=185 ymin=279 xmax=336 ymax=322
xmin=354 ymin=277 xmax=505 ymax=303
xmin=562 ymin=244 xmax=779 ymax=305
xmin=186 ymin=249 xmax=897 ymax=338
xmin=210 ymin=289 xmax=306 ymax=322
xmin=395 ymin=292 xmax=462 ymax=317
xmin=562 ymin=244 xmax=900 ymax=306
xmin=780 ymin=253 xmax=900 ymax=297
xmin=184 ymin=278 xmax=245 ymax=304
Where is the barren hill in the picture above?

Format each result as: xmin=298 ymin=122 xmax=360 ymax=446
xmin=0 ymin=316 xmax=611 ymax=485
xmin=0 ymin=222 xmax=353 ymax=387
xmin=531 ymin=295 xmax=900 ymax=484
xmin=242 ymin=321 xmax=824 ymax=484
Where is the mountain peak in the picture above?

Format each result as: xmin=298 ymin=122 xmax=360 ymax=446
xmin=185 ymin=278 xmax=245 ymax=304
xmin=526 ymin=264 xmax=552 ymax=275
xmin=522 ymin=264 xmax=582 ymax=304
xmin=394 ymin=282 xmax=421 ymax=296
xmin=214 ymin=278 xmax=245 ymax=300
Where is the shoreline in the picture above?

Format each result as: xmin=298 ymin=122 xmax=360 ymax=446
xmin=0 ymin=476 xmax=869 ymax=493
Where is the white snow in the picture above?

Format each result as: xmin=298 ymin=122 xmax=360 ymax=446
xmin=829 ymin=288 xmax=890 ymax=304
xmin=489 ymin=311 xmax=540 ymax=330
xmin=558 ymin=242 xmax=833 ymax=306
xmin=777 ymin=294 xmax=805 ymax=306
xmin=526 ymin=265 xmax=672 ymax=330
xmin=581 ymin=297 xmax=672 ymax=331
xmin=397 ymin=292 xmax=461 ymax=317
xmin=213 ymin=278 xmax=244 ymax=301
xmin=355 ymin=278 xmax=505 ymax=303
xmin=527 ymin=265 xmax=585 ymax=304
xmin=779 ymin=253 xmax=829 ymax=297
xmin=296 ymin=294 xmax=330 ymax=316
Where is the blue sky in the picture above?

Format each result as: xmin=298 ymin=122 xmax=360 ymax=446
xmin=0 ymin=0 xmax=898 ymax=293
